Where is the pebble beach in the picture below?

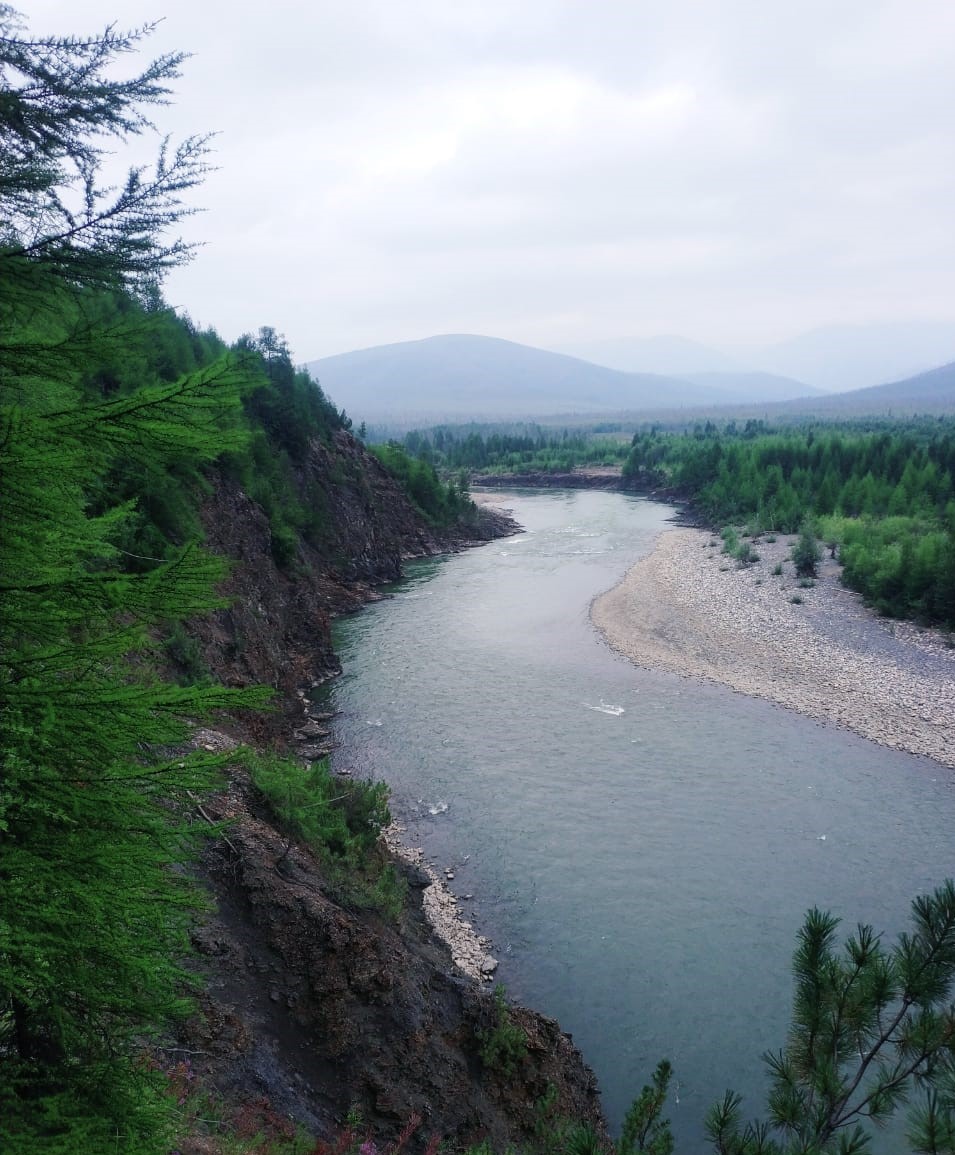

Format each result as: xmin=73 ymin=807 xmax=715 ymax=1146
xmin=592 ymin=527 xmax=955 ymax=769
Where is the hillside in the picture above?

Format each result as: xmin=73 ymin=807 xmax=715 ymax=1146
xmin=799 ymin=359 xmax=955 ymax=415
xmin=710 ymin=359 xmax=955 ymax=422
xmin=683 ymin=369 xmax=825 ymax=403
xmin=307 ymin=334 xmax=736 ymax=420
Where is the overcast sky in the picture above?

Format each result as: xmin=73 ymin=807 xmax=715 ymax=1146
xmin=26 ymin=2 xmax=955 ymax=363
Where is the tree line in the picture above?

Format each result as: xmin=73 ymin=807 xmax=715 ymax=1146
xmin=624 ymin=422 xmax=955 ymax=627
xmin=399 ymin=424 xmax=631 ymax=473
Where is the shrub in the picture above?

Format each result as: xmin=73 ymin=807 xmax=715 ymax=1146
xmin=791 ymin=522 xmax=821 ymax=578
xmin=721 ymin=526 xmax=739 ymax=555
xmin=247 ymin=753 xmax=406 ymax=918
xmin=772 ymin=562 xmax=783 ymax=576
xmin=477 ymin=986 xmax=527 ymax=1077
xmin=163 ymin=620 xmax=208 ymax=685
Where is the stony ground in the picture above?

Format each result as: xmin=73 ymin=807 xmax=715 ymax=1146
xmin=382 ymin=823 xmax=499 ymax=982
xmin=592 ymin=527 xmax=955 ymax=768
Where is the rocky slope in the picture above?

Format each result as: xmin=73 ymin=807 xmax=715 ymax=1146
xmin=180 ymin=753 xmax=604 ymax=1150
xmin=194 ymin=430 xmax=516 ymax=734
xmin=177 ymin=432 xmax=605 ymax=1150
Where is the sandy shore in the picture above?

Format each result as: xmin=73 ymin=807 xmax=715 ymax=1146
xmin=592 ymin=527 xmax=955 ymax=769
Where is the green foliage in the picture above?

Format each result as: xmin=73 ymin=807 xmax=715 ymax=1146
xmin=372 ymin=442 xmax=477 ymax=525
xmin=618 ymin=1061 xmax=674 ymax=1155
xmin=705 ymin=881 xmax=955 ymax=1154
xmin=735 ymin=541 xmax=758 ymax=567
xmin=719 ymin=527 xmax=759 ymax=566
xmin=399 ymin=423 xmax=631 ymax=477
xmin=791 ymin=522 xmax=821 ymax=578
xmin=246 ymin=753 xmax=406 ymax=919
xmin=164 ymin=618 xmax=210 ymax=684
xmin=623 ymin=421 xmax=955 ymax=628
xmin=0 ymin=11 xmax=271 ymax=1147
xmin=477 ymin=985 xmax=529 ymax=1077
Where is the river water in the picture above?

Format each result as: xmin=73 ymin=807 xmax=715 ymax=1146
xmin=324 ymin=489 xmax=954 ymax=1152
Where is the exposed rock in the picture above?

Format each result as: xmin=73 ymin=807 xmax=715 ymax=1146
xmin=191 ymin=429 xmax=518 ymax=738
xmin=183 ymin=776 xmax=606 ymax=1149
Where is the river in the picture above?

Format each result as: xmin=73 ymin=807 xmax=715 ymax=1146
xmin=324 ymin=489 xmax=954 ymax=1153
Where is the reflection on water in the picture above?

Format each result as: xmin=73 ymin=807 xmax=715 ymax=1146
xmin=327 ymin=490 xmax=955 ymax=1153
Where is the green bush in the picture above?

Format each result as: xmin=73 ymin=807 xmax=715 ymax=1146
xmin=720 ymin=526 xmax=739 ymax=555
xmin=477 ymin=985 xmax=528 ymax=1078
xmin=791 ymin=522 xmax=821 ymax=578
xmin=734 ymin=541 xmax=758 ymax=566
xmin=246 ymin=753 xmax=406 ymax=919
xmin=163 ymin=620 xmax=208 ymax=685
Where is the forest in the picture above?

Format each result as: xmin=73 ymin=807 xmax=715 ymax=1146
xmin=0 ymin=12 xmax=446 ymax=1150
xmin=398 ymin=424 xmax=631 ymax=474
xmin=391 ymin=416 xmax=955 ymax=629
xmin=623 ymin=421 xmax=955 ymax=628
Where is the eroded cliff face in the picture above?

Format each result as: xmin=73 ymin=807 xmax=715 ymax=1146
xmin=183 ymin=768 xmax=604 ymax=1150
xmin=194 ymin=430 xmax=514 ymax=732
xmin=180 ymin=434 xmax=605 ymax=1150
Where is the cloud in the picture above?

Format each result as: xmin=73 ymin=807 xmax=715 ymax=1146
xmin=23 ymin=0 xmax=955 ymax=358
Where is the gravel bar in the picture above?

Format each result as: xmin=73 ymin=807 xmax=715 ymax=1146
xmin=592 ymin=527 xmax=955 ymax=769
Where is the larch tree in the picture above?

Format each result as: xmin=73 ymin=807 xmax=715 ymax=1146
xmin=0 ymin=7 xmax=267 ymax=1149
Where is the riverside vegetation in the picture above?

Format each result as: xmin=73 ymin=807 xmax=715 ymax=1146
xmin=2 ymin=8 xmax=955 ymax=1154
xmin=389 ymin=416 xmax=955 ymax=631
xmin=623 ymin=422 xmax=955 ymax=629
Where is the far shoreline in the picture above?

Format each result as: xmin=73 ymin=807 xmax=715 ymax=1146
xmin=591 ymin=524 xmax=955 ymax=769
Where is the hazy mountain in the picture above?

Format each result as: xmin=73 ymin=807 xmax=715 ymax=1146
xmin=307 ymin=334 xmax=736 ymax=421
xmin=672 ymin=360 xmax=955 ymax=425
xmin=557 ymin=334 xmax=740 ymax=376
xmin=784 ymin=360 xmax=955 ymax=415
xmin=683 ymin=371 xmax=824 ymax=403
xmin=752 ymin=321 xmax=955 ymax=392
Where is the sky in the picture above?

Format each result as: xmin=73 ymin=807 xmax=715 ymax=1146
xmin=24 ymin=1 xmax=955 ymax=364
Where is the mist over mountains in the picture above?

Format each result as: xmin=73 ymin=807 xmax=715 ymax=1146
xmin=561 ymin=321 xmax=955 ymax=392
xmin=307 ymin=334 xmax=821 ymax=423
xmin=307 ymin=322 xmax=955 ymax=425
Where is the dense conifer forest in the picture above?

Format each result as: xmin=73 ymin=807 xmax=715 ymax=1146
xmin=623 ymin=421 xmax=955 ymax=628
xmin=0 ymin=11 xmax=451 ymax=1149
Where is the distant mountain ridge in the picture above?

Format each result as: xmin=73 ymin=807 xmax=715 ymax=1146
xmin=560 ymin=322 xmax=955 ymax=392
xmin=769 ymin=359 xmax=955 ymax=416
xmin=307 ymin=334 xmax=819 ymax=421
xmin=753 ymin=321 xmax=955 ymax=391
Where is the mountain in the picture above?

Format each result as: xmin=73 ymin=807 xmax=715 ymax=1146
xmin=785 ymin=359 xmax=955 ymax=416
xmin=556 ymin=334 xmax=741 ymax=376
xmin=308 ymin=334 xmax=737 ymax=420
xmin=683 ymin=370 xmax=825 ymax=403
xmin=752 ymin=321 xmax=955 ymax=392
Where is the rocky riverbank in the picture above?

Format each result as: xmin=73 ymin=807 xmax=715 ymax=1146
xmin=592 ymin=527 xmax=955 ymax=768
xmin=382 ymin=824 xmax=500 ymax=983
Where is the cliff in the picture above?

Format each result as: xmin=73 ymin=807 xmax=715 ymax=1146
xmin=176 ymin=432 xmax=606 ymax=1150
xmin=194 ymin=430 xmax=516 ymax=733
